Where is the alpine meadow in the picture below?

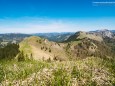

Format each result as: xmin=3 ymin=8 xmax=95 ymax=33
xmin=0 ymin=0 xmax=115 ymax=86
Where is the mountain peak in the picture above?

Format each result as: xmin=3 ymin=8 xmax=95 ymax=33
xmin=95 ymin=29 xmax=113 ymax=38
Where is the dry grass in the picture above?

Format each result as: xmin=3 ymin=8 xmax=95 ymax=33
xmin=77 ymin=31 xmax=103 ymax=42
xmin=19 ymin=36 xmax=68 ymax=61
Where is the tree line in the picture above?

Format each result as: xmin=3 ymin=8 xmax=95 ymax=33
xmin=0 ymin=44 xmax=20 ymax=60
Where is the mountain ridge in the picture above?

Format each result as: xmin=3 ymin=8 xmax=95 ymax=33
xmin=19 ymin=30 xmax=115 ymax=61
xmin=0 ymin=29 xmax=115 ymax=43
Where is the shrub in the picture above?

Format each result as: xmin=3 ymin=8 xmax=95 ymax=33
xmin=17 ymin=51 xmax=25 ymax=62
xmin=49 ymin=48 xmax=51 ymax=52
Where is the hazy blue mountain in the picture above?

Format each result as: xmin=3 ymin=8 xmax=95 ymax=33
xmin=0 ymin=33 xmax=31 ymax=43
xmin=32 ymin=32 xmax=74 ymax=42
xmin=0 ymin=30 xmax=114 ymax=44
xmin=110 ymin=30 xmax=115 ymax=32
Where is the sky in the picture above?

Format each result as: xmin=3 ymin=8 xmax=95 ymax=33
xmin=0 ymin=0 xmax=115 ymax=33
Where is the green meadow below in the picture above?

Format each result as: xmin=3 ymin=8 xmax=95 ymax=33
xmin=0 ymin=57 xmax=115 ymax=86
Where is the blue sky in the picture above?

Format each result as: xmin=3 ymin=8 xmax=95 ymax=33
xmin=0 ymin=0 xmax=115 ymax=33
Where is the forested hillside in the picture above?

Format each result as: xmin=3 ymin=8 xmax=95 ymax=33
xmin=0 ymin=44 xmax=20 ymax=60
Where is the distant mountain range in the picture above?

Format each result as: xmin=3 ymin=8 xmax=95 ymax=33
xmin=32 ymin=32 xmax=74 ymax=42
xmin=111 ymin=30 xmax=115 ymax=32
xmin=0 ymin=33 xmax=31 ymax=43
xmin=0 ymin=29 xmax=115 ymax=43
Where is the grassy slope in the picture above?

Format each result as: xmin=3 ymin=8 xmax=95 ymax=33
xmin=0 ymin=57 xmax=115 ymax=86
xmin=77 ymin=32 xmax=103 ymax=42
xmin=19 ymin=34 xmax=105 ymax=61
xmin=19 ymin=36 xmax=68 ymax=60
xmin=66 ymin=31 xmax=103 ymax=42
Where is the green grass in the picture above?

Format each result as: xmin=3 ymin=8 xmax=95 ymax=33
xmin=19 ymin=40 xmax=32 ymax=53
xmin=0 ymin=59 xmax=50 ymax=83
xmin=0 ymin=57 xmax=115 ymax=86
